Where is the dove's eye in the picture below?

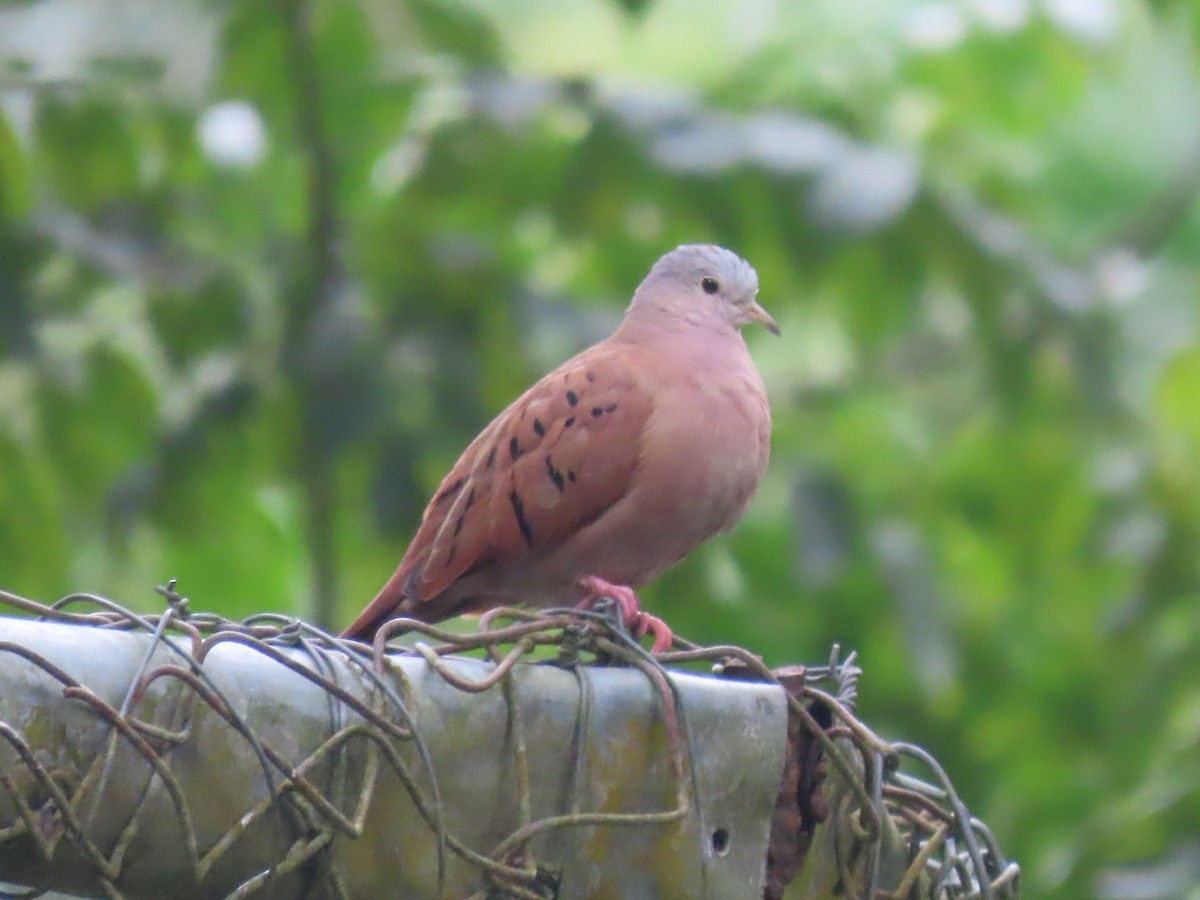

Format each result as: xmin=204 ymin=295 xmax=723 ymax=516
xmin=701 ymin=277 xmax=720 ymax=295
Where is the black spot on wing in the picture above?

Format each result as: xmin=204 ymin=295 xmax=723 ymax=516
xmin=508 ymin=490 xmax=535 ymax=547
xmin=564 ymin=416 xmax=575 ymax=428
xmin=544 ymin=454 xmax=565 ymax=492
xmin=433 ymin=477 xmax=465 ymax=507
xmin=509 ymin=436 xmax=523 ymax=461
xmin=533 ymin=418 xmax=545 ymax=437
xmin=566 ymin=390 xmax=578 ymax=407
xmin=486 ymin=446 xmax=497 ymax=468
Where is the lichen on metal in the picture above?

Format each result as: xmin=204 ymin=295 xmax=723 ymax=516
xmin=0 ymin=586 xmax=1019 ymax=899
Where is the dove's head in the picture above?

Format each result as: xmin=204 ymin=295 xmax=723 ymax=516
xmin=626 ymin=244 xmax=779 ymax=338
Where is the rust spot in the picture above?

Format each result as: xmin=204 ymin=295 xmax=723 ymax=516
xmin=757 ymin=670 xmax=830 ymax=900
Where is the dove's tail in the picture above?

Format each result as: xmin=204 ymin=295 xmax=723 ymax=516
xmin=340 ymin=564 xmax=420 ymax=641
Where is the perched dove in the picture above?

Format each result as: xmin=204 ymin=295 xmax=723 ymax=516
xmin=343 ymin=244 xmax=776 ymax=650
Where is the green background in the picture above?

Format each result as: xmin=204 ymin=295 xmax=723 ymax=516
xmin=1 ymin=0 xmax=1198 ymax=896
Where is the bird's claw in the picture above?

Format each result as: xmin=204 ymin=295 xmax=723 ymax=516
xmin=575 ymin=576 xmax=674 ymax=654
xmin=630 ymin=611 xmax=674 ymax=654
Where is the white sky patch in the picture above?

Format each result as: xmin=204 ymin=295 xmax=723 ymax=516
xmin=900 ymin=4 xmax=969 ymax=52
xmin=1044 ymin=0 xmax=1118 ymax=45
xmin=971 ymin=0 xmax=1030 ymax=33
xmin=197 ymin=100 xmax=267 ymax=169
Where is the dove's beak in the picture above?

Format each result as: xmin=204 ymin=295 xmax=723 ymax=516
xmin=746 ymin=300 xmax=781 ymax=336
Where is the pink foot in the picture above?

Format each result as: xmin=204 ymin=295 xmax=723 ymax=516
xmin=575 ymin=576 xmax=674 ymax=653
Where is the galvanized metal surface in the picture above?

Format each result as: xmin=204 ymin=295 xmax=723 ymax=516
xmin=0 ymin=616 xmax=789 ymax=899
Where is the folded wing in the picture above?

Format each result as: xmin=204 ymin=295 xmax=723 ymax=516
xmin=342 ymin=344 xmax=652 ymax=638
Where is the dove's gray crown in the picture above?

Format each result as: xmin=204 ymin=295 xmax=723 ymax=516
xmin=643 ymin=244 xmax=759 ymax=301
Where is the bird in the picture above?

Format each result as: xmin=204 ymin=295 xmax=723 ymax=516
xmin=342 ymin=244 xmax=777 ymax=652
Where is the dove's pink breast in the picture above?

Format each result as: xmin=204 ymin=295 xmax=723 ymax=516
xmin=549 ymin=334 xmax=772 ymax=591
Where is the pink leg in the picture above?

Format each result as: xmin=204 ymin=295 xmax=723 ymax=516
xmin=575 ymin=576 xmax=674 ymax=653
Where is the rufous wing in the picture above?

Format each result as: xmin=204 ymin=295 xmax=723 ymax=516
xmin=342 ymin=344 xmax=652 ymax=639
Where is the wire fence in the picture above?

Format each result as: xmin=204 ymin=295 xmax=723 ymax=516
xmin=0 ymin=583 xmax=1019 ymax=899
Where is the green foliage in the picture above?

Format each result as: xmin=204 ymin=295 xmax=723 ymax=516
xmin=1 ymin=0 xmax=1198 ymax=895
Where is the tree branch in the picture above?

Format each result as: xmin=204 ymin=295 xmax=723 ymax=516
xmin=275 ymin=0 xmax=344 ymax=630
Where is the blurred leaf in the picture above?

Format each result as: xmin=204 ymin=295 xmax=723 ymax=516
xmin=611 ymin=0 xmax=653 ymax=18
xmin=408 ymin=0 xmax=503 ymax=66
xmin=87 ymin=54 xmax=167 ymax=84
xmin=36 ymin=97 xmax=140 ymax=210
xmin=0 ymin=110 xmax=29 ymax=219
xmin=1158 ymin=347 xmax=1200 ymax=448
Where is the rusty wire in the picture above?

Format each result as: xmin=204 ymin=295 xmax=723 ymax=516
xmin=0 ymin=585 xmax=1018 ymax=899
